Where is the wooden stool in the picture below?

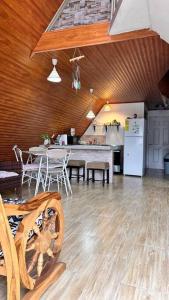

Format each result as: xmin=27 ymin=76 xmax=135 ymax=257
xmin=86 ymin=161 xmax=109 ymax=186
xmin=68 ymin=160 xmax=86 ymax=182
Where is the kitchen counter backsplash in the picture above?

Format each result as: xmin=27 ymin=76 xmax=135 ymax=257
xmin=80 ymin=135 xmax=106 ymax=145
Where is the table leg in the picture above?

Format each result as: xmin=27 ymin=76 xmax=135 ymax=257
xmin=34 ymin=156 xmax=42 ymax=196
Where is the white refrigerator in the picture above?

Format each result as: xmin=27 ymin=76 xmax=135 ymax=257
xmin=123 ymin=118 xmax=145 ymax=176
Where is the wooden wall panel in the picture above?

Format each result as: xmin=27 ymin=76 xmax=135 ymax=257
xmin=0 ymin=1 xmax=169 ymax=161
xmin=0 ymin=0 xmax=65 ymax=161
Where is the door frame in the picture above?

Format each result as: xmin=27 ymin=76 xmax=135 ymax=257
xmin=147 ymin=110 xmax=169 ymax=169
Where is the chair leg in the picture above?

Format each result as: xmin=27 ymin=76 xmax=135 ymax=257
xmin=92 ymin=169 xmax=95 ymax=183
xmin=69 ymin=167 xmax=72 ymax=181
xmin=68 ymin=179 xmax=72 ymax=194
xmin=22 ymin=171 xmax=25 ymax=185
xmin=87 ymin=169 xmax=89 ymax=184
xmin=48 ymin=174 xmax=51 ymax=191
xmin=103 ymin=170 xmax=105 ymax=186
xmin=57 ymin=174 xmax=60 ymax=191
xmin=65 ymin=167 xmax=72 ymax=194
xmin=77 ymin=167 xmax=80 ymax=183
xmin=63 ymin=172 xmax=68 ymax=196
xmin=107 ymin=169 xmax=109 ymax=184
xmin=83 ymin=166 xmax=85 ymax=181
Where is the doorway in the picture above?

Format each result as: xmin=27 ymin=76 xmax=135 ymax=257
xmin=147 ymin=110 xmax=169 ymax=169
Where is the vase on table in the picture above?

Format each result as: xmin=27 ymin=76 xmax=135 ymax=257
xmin=44 ymin=138 xmax=50 ymax=146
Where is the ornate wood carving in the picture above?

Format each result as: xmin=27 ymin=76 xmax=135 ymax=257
xmin=0 ymin=192 xmax=65 ymax=300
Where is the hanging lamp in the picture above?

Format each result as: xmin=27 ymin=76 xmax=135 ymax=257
xmin=104 ymin=101 xmax=111 ymax=112
xmin=86 ymin=110 xmax=95 ymax=119
xmin=86 ymin=89 xmax=95 ymax=119
xmin=47 ymin=58 xmax=61 ymax=83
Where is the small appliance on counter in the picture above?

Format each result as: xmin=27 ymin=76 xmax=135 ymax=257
xmin=70 ymin=128 xmax=75 ymax=136
xmin=67 ymin=127 xmax=80 ymax=145
xmin=56 ymin=134 xmax=68 ymax=145
xmin=67 ymin=135 xmax=80 ymax=145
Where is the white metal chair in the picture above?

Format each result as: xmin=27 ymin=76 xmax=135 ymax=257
xmin=42 ymin=149 xmax=72 ymax=196
xmin=12 ymin=145 xmax=44 ymax=186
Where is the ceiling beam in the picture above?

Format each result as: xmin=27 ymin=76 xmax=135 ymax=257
xmin=32 ymin=21 xmax=157 ymax=55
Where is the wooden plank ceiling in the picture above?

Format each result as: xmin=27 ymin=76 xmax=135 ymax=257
xmin=0 ymin=1 xmax=169 ymax=161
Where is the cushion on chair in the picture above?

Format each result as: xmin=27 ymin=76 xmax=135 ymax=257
xmin=68 ymin=160 xmax=86 ymax=167
xmin=23 ymin=163 xmax=40 ymax=171
xmin=0 ymin=171 xmax=19 ymax=178
xmin=87 ymin=161 xmax=109 ymax=170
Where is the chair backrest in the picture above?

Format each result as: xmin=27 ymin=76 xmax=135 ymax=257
xmin=12 ymin=145 xmax=18 ymax=162
xmin=65 ymin=150 xmax=71 ymax=167
xmin=46 ymin=149 xmax=71 ymax=170
xmin=46 ymin=149 xmax=68 ymax=160
xmin=12 ymin=145 xmax=23 ymax=163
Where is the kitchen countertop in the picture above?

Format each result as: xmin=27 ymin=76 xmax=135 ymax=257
xmin=49 ymin=144 xmax=113 ymax=151
xmin=48 ymin=144 xmax=114 ymax=183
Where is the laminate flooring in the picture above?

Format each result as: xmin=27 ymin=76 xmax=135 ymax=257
xmin=1 ymin=172 xmax=169 ymax=300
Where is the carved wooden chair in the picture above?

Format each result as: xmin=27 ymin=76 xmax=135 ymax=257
xmin=0 ymin=192 xmax=65 ymax=300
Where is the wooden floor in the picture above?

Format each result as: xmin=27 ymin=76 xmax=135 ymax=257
xmin=1 ymin=173 xmax=169 ymax=300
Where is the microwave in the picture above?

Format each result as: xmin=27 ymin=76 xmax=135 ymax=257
xmin=67 ymin=135 xmax=80 ymax=145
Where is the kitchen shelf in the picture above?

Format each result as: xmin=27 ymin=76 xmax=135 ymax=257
xmin=93 ymin=123 xmax=121 ymax=132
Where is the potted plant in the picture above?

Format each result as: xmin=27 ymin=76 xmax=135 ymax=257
xmin=41 ymin=133 xmax=51 ymax=146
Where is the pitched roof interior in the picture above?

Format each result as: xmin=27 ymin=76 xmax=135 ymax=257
xmin=0 ymin=1 xmax=169 ymax=160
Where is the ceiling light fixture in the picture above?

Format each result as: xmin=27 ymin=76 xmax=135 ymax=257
xmin=47 ymin=58 xmax=61 ymax=83
xmin=104 ymin=101 xmax=111 ymax=112
xmin=86 ymin=110 xmax=95 ymax=119
xmin=86 ymin=88 xmax=95 ymax=119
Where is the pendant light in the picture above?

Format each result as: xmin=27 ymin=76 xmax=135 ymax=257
xmin=47 ymin=58 xmax=61 ymax=83
xmin=86 ymin=110 xmax=95 ymax=119
xmin=86 ymin=88 xmax=95 ymax=119
xmin=104 ymin=101 xmax=111 ymax=112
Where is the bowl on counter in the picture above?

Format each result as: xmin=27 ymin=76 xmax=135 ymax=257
xmin=78 ymin=141 xmax=87 ymax=145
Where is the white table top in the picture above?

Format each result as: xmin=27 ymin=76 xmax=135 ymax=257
xmin=49 ymin=145 xmax=113 ymax=151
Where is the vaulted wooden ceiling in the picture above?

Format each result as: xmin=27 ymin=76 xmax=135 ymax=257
xmin=41 ymin=35 xmax=169 ymax=104
xmin=0 ymin=1 xmax=169 ymax=160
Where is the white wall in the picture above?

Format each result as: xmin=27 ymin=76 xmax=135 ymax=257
xmin=84 ymin=102 xmax=145 ymax=145
xmin=109 ymin=0 xmax=169 ymax=44
xmin=109 ymin=0 xmax=150 ymax=35
xmin=149 ymin=0 xmax=169 ymax=44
